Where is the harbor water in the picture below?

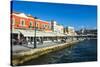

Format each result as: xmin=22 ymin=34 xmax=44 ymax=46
xmin=20 ymin=39 xmax=97 ymax=66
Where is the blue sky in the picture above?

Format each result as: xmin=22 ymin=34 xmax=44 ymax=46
xmin=11 ymin=1 xmax=97 ymax=30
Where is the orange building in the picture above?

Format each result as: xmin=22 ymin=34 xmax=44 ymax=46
xmin=11 ymin=12 xmax=51 ymax=32
xmin=11 ymin=12 xmax=65 ymax=45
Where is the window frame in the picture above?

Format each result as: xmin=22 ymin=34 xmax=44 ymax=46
xmin=20 ymin=19 xmax=25 ymax=26
xmin=12 ymin=18 xmax=15 ymax=25
xmin=29 ymin=21 xmax=33 ymax=26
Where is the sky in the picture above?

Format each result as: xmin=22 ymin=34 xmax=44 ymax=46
xmin=11 ymin=1 xmax=97 ymax=30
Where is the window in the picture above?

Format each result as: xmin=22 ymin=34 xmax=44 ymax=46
xmin=36 ymin=23 xmax=38 ymax=28
xmin=29 ymin=21 xmax=33 ymax=26
xmin=45 ymin=25 xmax=47 ymax=28
xmin=20 ymin=19 xmax=25 ymax=26
xmin=12 ymin=18 xmax=15 ymax=25
xmin=45 ymin=25 xmax=49 ymax=29
xmin=47 ymin=25 xmax=49 ymax=29
xmin=43 ymin=24 xmax=45 ymax=29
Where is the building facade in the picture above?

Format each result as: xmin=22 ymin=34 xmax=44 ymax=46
xmin=11 ymin=12 xmax=53 ymax=45
xmin=11 ymin=12 xmax=68 ymax=45
xmin=50 ymin=20 xmax=64 ymax=34
xmin=64 ymin=26 xmax=77 ymax=36
xmin=11 ymin=12 xmax=51 ymax=32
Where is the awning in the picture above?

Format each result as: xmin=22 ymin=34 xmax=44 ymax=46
xmin=12 ymin=29 xmax=66 ymax=37
xmin=18 ymin=30 xmax=56 ymax=37
xmin=18 ymin=30 xmax=35 ymax=37
xmin=12 ymin=29 xmax=20 ymax=34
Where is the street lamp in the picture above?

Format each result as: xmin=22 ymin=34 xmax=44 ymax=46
xmin=34 ymin=17 xmax=38 ymax=48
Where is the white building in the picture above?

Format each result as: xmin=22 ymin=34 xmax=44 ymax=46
xmin=64 ymin=26 xmax=77 ymax=36
xmin=50 ymin=20 xmax=64 ymax=34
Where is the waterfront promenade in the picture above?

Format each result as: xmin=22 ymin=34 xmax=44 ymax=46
xmin=20 ymin=39 xmax=97 ymax=65
xmin=12 ymin=40 xmax=62 ymax=53
xmin=12 ymin=39 xmax=84 ymax=66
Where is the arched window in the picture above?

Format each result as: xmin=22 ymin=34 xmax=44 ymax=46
xmin=20 ymin=19 xmax=25 ymax=26
xmin=12 ymin=18 xmax=15 ymax=25
xmin=30 ymin=21 xmax=33 ymax=26
xmin=42 ymin=24 xmax=45 ymax=29
xmin=36 ymin=23 xmax=38 ymax=28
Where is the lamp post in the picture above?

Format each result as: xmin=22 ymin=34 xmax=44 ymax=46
xmin=34 ymin=17 xmax=38 ymax=48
